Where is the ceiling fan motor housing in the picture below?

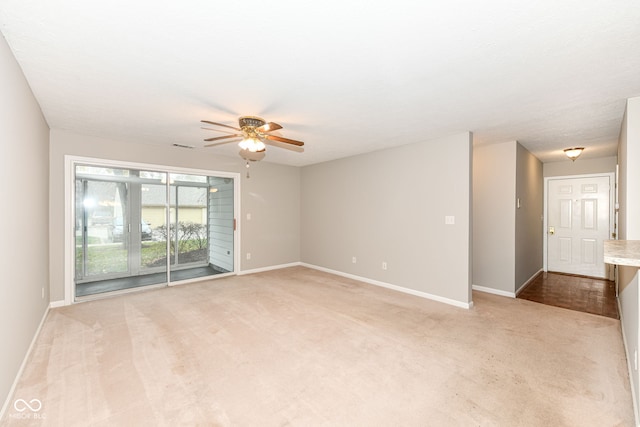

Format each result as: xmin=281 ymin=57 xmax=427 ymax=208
xmin=239 ymin=116 xmax=266 ymax=129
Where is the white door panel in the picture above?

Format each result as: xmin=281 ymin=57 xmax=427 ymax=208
xmin=547 ymin=176 xmax=610 ymax=278
xmin=558 ymin=238 xmax=571 ymax=262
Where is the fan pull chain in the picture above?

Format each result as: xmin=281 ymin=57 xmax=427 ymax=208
xmin=246 ymin=161 xmax=250 ymax=179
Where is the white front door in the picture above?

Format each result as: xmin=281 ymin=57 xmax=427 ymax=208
xmin=547 ymin=175 xmax=612 ymax=278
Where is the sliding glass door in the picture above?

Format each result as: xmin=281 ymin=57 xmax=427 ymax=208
xmin=74 ymin=164 xmax=235 ymax=299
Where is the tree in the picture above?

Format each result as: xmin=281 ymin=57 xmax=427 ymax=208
xmin=178 ymin=222 xmax=208 ymax=250
xmin=154 ymin=221 xmax=208 ymax=254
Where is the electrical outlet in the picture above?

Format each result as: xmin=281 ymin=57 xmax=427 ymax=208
xmin=382 ymin=262 xmax=387 ymax=270
xmin=41 ymin=287 xmax=44 ymax=299
xmin=246 ymin=213 xmax=251 ymax=221
xmin=352 ymin=256 xmax=357 ymax=264
xmin=246 ymin=253 xmax=251 ymax=260
xmin=445 ymin=216 xmax=455 ymax=225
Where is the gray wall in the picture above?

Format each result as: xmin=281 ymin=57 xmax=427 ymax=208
xmin=49 ymin=129 xmax=301 ymax=302
xmin=472 ymin=141 xmax=517 ymax=294
xmin=543 ymin=156 xmax=617 ymax=177
xmin=472 ymin=141 xmax=543 ymax=295
xmin=301 ymin=132 xmax=472 ymax=305
xmin=515 ymin=143 xmax=543 ymax=291
xmin=617 ymin=96 xmax=640 ymax=418
xmin=0 ymin=34 xmax=50 ymax=413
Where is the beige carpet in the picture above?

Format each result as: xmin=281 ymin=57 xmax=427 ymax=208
xmin=3 ymin=267 xmax=634 ymax=426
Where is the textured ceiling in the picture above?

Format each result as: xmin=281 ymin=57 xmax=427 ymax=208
xmin=1 ymin=0 xmax=639 ymax=166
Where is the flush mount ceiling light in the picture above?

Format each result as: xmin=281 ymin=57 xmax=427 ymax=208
xmin=564 ymin=147 xmax=584 ymax=161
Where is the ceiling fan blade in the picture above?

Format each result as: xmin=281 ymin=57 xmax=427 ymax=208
xmin=201 ymin=126 xmax=240 ymax=135
xmin=204 ymin=138 xmax=241 ymax=147
xmin=201 ymin=120 xmax=242 ymax=132
xmin=256 ymin=122 xmax=283 ymax=133
xmin=264 ymin=139 xmax=305 ymax=153
xmin=264 ymin=134 xmax=304 ymax=146
xmin=204 ymin=134 xmax=243 ymax=142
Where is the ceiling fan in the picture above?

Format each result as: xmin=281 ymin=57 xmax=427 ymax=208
xmin=201 ymin=116 xmax=304 ymax=162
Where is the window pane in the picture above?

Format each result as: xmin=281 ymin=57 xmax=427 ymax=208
xmin=170 ymin=173 xmax=207 ymax=184
xmin=141 ymin=182 xmax=168 ymax=271
xmin=139 ymin=170 xmax=166 ymax=181
xmin=76 ymin=165 xmax=130 ymax=177
xmin=176 ymin=186 xmax=208 ymax=265
xmin=83 ymin=180 xmax=129 ymax=276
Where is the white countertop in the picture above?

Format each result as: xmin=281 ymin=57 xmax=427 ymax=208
xmin=604 ymin=240 xmax=640 ymax=267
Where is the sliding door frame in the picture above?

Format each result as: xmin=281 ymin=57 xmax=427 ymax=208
xmin=64 ymin=155 xmax=241 ymax=305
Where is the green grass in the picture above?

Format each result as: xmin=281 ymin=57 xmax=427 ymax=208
xmin=75 ymin=236 xmax=104 ymax=245
xmin=76 ymin=244 xmax=128 ymax=276
xmin=141 ymin=241 xmax=168 ymax=266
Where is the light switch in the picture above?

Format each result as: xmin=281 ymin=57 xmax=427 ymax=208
xmin=445 ymin=216 xmax=455 ymax=225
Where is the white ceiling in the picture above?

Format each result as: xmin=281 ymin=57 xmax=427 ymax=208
xmin=1 ymin=0 xmax=639 ymax=167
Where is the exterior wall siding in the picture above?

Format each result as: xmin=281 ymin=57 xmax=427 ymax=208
xmin=208 ymin=178 xmax=234 ymax=272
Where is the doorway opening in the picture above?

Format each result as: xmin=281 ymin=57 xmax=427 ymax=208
xmin=533 ymin=172 xmax=617 ymax=318
xmin=70 ymin=159 xmax=238 ymax=301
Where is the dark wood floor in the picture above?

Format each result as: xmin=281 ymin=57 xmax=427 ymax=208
xmin=517 ymin=272 xmax=618 ymax=319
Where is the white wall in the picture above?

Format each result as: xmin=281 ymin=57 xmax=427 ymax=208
xmin=543 ymin=156 xmax=617 ymax=177
xmin=617 ymin=96 xmax=640 ymax=420
xmin=49 ymin=129 xmax=301 ymax=302
xmin=622 ymin=98 xmax=640 ymax=239
xmin=301 ymin=132 xmax=472 ymax=306
xmin=515 ymin=143 xmax=543 ymax=291
xmin=619 ymin=108 xmax=629 ymax=241
xmin=472 ymin=141 xmax=517 ymax=294
xmin=0 ymin=34 xmax=50 ymax=414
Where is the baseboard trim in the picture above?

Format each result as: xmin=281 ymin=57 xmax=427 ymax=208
xmin=516 ymin=269 xmax=543 ymax=296
xmin=618 ymin=298 xmax=640 ymax=427
xmin=49 ymin=300 xmax=65 ymax=308
xmin=0 ymin=305 xmax=49 ymax=421
xmin=472 ymin=285 xmax=515 ymax=298
xmin=301 ymin=263 xmax=472 ymax=309
xmin=239 ymin=262 xmax=302 ymax=276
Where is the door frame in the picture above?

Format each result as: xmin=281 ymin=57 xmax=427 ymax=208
xmin=543 ymin=172 xmax=616 ymax=279
xmin=64 ymin=155 xmax=241 ymax=306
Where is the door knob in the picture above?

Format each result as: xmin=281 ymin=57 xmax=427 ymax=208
xmin=548 ymin=226 xmax=555 ymax=235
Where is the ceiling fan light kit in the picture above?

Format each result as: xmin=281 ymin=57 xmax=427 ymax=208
xmin=239 ymin=149 xmax=266 ymax=162
xmin=201 ymin=116 xmax=305 ymax=178
xmin=238 ymin=137 xmax=266 ymax=152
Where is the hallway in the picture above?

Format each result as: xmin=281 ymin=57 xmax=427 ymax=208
xmin=517 ymin=272 xmax=618 ymax=319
